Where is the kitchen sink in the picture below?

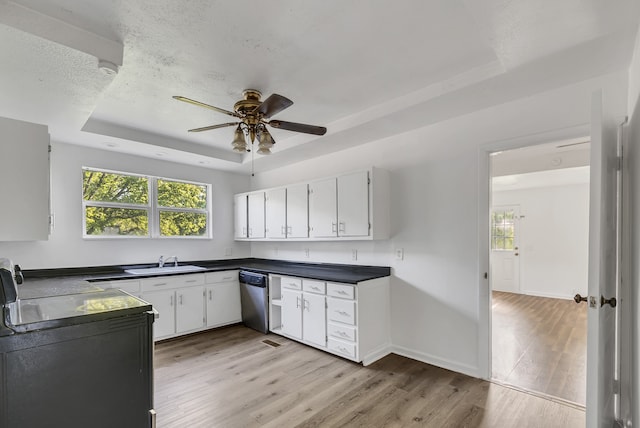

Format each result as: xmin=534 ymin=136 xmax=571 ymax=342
xmin=124 ymin=265 xmax=207 ymax=275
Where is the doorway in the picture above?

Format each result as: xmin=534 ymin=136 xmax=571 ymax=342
xmin=489 ymin=139 xmax=590 ymax=406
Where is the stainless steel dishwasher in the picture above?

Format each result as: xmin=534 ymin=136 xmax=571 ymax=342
xmin=239 ymin=271 xmax=268 ymax=334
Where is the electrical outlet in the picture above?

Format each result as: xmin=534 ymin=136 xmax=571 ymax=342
xmin=224 ymin=247 xmax=232 ymax=256
xmin=395 ymin=248 xmax=404 ymax=260
xmin=352 ymin=249 xmax=358 ymax=261
xmin=304 ymin=248 xmax=310 ymax=258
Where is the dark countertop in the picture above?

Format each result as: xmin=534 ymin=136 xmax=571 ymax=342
xmin=19 ymin=258 xmax=391 ymax=299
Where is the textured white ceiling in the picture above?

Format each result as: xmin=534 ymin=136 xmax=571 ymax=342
xmin=0 ymin=0 xmax=638 ymax=173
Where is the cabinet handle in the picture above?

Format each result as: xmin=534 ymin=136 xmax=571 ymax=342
xmin=339 ymin=222 xmax=345 ymax=232
xmin=337 ymin=290 xmax=349 ymax=295
xmin=281 ymin=225 xmax=286 ymax=236
xmin=170 ymin=295 xmax=173 ymax=306
xmin=296 ymin=296 xmax=301 ymax=309
xmin=242 ymin=227 xmax=247 ymax=236
xmin=153 ymin=283 xmax=167 ymax=287
xmin=249 ymin=227 xmax=252 ymax=237
xmin=186 ymin=280 xmax=197 ymax=283
xmin=287 ymin=226 xmax=292 ymax=234
xmin=222 ymin=276 xmax=233 ymax=281
xmin=303 ymin=299 xmax=310 ymax=311
xmin=338 ymin=331 xmax=349 ymax=337
xmin=331 ymin=222 xmax=337 ymax=232
xmin=208 ymin=290 xmax=212 ymax=300
xmin=179 ymin=295 xmax=183 ymax=305
xmin=336 ymin=310 xmax=350 ymax=316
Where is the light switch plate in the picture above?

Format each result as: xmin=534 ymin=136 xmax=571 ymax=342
xmin=395 ymin=248 xmax=404 ymax=260
xmin=352 ymin=249 xmax=358 ymax=261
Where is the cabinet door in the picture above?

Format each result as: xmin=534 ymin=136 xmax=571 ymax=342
xmin=265 ymin=188 xmax=286 ymax=238
xmin=247 ymin=192 xmax=266 ymax=238
xmin=281 ymin=288 xmax=302 ymax=340
xmin=176 ymin=286 xmax=205 ymax=333
xmin=206 ymin=282 xmax=241 ymax=327
xmin=0 ymin=117 xmax=50 ymax=241
xmin=309 ymin=178 xmax=337 ymax=238
xmin=143 ymin=289 xmax=175 ymax=340
xmin=286 ymin=183 xmax=309 ymax=238
xmin=234 ymin=194 xmax=248 ymax=238
xmin=337 ymin=171 xmax=369 ymax=237
xmin=303 ymin=292 xmax=326 ymax=347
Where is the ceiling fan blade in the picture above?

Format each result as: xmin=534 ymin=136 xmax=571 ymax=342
xmin=269 ymin=120 xmax=327 ymax=136
xmin=254 ymin=94 xmax=293 ymax=118
xmin=188 ymin=122 xmax=239 ymax=132
xmin=173 ymin=96 xmax=240 ymax=118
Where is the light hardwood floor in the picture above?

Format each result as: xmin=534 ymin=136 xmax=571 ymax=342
xmin=492 ymin=291 xmax=587 ymax=405
xmin=154 ymin=325 xmax=585 ymax=427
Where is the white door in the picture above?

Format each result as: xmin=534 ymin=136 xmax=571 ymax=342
xmin=281 ymin=288 xmax=302 ymax=340
xmin=247 ymin=192 xmax=265 ymax=238
xmin=265 ymin=188 xmax=286 ymax=238
xmin=144 ymin=289 xmax=175 ymax=340
xmin=206 ymin=282 xmax=241 ymax=327
xmin=490 ymin=206 xmax=520 ymax=293
xmin=176 ymin=286 xmax=205 ymax=333
xmin=286 ymin=183 xmax=309 ymax=238
xmin=234 ymin=194 xmax=248 ymax=238
xmin=585 ymin=90 xmax=619 ymax=427
xmin=337 ymin=171 xmax=369 ymax=237
xmin=309 ymin=178 xmax=337 ymax=238
xmin=302 ymin=292 xmax=326 ymax=347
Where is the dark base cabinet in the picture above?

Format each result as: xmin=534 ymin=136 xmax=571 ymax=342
xmin=0 ymin=311 xmax=154 ymax=428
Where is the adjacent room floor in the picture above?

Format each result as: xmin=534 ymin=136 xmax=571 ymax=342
xmin=154 ymin=325 xmax=585 ymax=427
xmin=492 ymin=291 xmax=587 ymax=405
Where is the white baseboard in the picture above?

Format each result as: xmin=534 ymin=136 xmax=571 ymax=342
xmin=391 ymin=345 xmax=480 ymax=378
xmin=521 ymin=290 xmax=575 ymax=300
xmin=362 ymin=343 xmax=393 ymax=366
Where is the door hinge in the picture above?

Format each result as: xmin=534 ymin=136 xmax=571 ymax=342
xmin=367 ymin=177 xmax=371 ymax=185
xmin=616 ymin=156 xmax=623 ymax=171
xmin=613 ymin=379 xmax=620 ymax=394
xmin=48 ymin=144 xmax=52 ymax=153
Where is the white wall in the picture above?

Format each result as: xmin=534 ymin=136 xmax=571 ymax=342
xmin=492 ymin=184 xmax=589 ymax=299
xmin=0 ymin=142 xmax=252 ymax=269
xmin=492 ymin=182 xmax=590 ymax=299
xmin=251 ymin=71 xmax=628 ymax=377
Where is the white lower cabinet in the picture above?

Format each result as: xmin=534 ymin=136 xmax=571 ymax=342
xmin=96 ymin=270 xmax=242 ymax=341
xmin=143 ymin=289 xmax=176 ymax=339
xmin=175 ymin=285 xmax=206 ymax=333
xmin=205 ymin=270 xmax=241 ymax=328
xmin=281 ymin=288 xmax=302 ymax=340
xmin=269 ymin=274 xmax=390 ymax=365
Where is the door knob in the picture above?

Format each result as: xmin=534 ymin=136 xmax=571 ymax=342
xmin=601 ymin=295 xmax=617 ymax=308
xmin=574 ymin=294 xmax=588 ymax=304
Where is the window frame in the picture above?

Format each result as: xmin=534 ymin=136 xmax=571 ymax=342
xmin=82 ymin=167 xmax=212 ymax=240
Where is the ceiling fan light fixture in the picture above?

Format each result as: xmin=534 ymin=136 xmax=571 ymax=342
xmin=257 ymin=147 xmax=272 ymax=155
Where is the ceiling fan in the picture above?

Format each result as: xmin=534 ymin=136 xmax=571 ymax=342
xmin=173 ymin=89 xmax=327 ymax=155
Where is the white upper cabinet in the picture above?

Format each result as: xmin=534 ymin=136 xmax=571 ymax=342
xmin=286 ymin=183 xmax=308 ymax=238
xmin=337 ymin=171 xmax=369 ymax=237
xmin=235 ymin=167 xmax=389 ymax=241
xmin=309 ymin=178 xmax=338 ymax=238
xmin=234 ymin=194 xmax=248 ymax=238
xmin=265 ymin=188 xmax=286 ymax=238
xmin=247 ymin=191 xmax=265 ymax=238
xmin=0 ymin=117 xmax=50 ymax=241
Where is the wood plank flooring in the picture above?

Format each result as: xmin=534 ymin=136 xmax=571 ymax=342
xmin=492 ymin=291 xmax=587 ymax=405
xmin=154 ymin=325 xmax=585 ymax=427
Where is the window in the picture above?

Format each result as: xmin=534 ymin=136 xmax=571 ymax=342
xmin=82 ymin=168 xmax=210 ymax=238
xmin=491 ymin=209 xmax=516 ymax=250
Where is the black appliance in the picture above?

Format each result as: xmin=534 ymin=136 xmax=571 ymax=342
xmin=239 ymin=271 xmax=269 ymax=334
xmin=0 ymin=258 xmax=155 ymax=428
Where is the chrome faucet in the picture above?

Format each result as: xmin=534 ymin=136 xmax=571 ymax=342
xmin=159 ymin=255 xmax=178 ymax=268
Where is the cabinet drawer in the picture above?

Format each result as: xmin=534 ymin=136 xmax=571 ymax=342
xmin=326 ymin=283 xmax=355 ymax=299
xmin=328 ymin=338 xmax=357 ymax=359
xmin=281 ymin=276 xmax=302 ymax=290
xmin=205 ymin=270 xmax=238 ymax=284
xmin=328 ymin=322 xmax=357 ymax=342
xmin=327 ymin=298 xmax=356 ymax=325
xmin=302 ymin=279 xmax=326 ymax=294
xmin=142 ymin=273 xmax=204 ymax=291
